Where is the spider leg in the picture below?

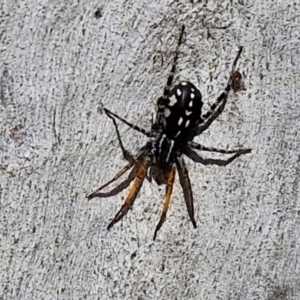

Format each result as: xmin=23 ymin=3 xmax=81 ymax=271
xmin=155 ymin=25 xmax=185 ymax=128
xmin=153 ymin=166 xmax=176 ymax=240
xmin=107 ymin=160 xmax=149 ymax=230
xmin=187 ymin=141 xmax=252 ymax=155
xmin=183 ymin=146 xmax=251 ymax=166
xmin=104 ymin=108 xmax=152 ymax=137
xmin=87 ymin=162 xmax=136 ymax=199
xmin=87 ymin=118 xmax=151 ymax=199
xmin=188 ymin=47 xmax=243 ymax=139
xmin=176 ymin=156 xmax=197 ymax=229
xmin=106 ymin=111 xmax=135 ymax=163
xmin=162 ymin=25 xmax=185 ymax=99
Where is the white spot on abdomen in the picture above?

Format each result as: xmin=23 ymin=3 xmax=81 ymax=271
xmin=158 ymin=134 xmax=166 ymax=152
xmin=174 ymin=131 xmax=181 ymax=138
xmin=164 ymin=108 xmax=171 ymax=118
xmin=166 ymin=140 xmax=175 ymax=162
xmin=178 ymin=117 xmax=183 ymax=126
xmin=185 ymin=120 xmax=190 ymax=128
xmin=168 ymin=95 xmax=177 ymax=106
xmin=177 ymin=89 xmax=182 ymax=96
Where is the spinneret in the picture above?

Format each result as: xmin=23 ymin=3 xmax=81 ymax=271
xmin=87 ymin=25 xmax=251 ymax=240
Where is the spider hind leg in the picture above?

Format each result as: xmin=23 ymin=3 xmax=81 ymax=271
xmin=189 ymin=46 xmax=244 ymax=138
xmin=183 ymin=146 xmax=251 ymax=166
xmin=187 ymin=141 xmax=252 ymax=155
xmin=106 ymin=111 xmax=135 ymax=163
xmin=162 ymin=25 xmax=185 ymax=100
xmin=104 ymin=108 xmax=152 ymax=137
xmin=87 ymin=112 xmax=136 ymax=199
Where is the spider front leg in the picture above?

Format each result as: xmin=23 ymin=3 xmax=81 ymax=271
xmin=153 ymin=166 xmax=176 ymax=240
xmin=187 ymin=141 xmax=252 ymax=155
xmin=188 ymin=47 xmax=244 ymax=139
xmin=183 ymin=146 xmax=251 ymax=166
xmin=107 ymin=160 xmax=149 ymax=230
xmin=176 ymin=156 xmax=197 ymax=229
xmin=87 ymin=162 xmax=137 ymax=199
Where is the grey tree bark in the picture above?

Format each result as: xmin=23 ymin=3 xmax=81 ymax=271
xmin=1 ymin=1 xmax=299 ymax=299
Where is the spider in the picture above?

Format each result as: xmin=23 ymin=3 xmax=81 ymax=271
xmin=87 ymin=25 xmax=251 ymax=240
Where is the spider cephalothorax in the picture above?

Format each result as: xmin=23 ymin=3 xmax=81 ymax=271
xmin=87 ymin=25 xmax=251 ymax=240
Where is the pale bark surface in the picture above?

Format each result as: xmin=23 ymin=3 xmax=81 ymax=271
xmin=1 ymin=1 xmax=299 ymax=299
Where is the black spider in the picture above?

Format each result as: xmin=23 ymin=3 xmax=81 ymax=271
xmin=87 ymin=25 xmax=251 ymax=240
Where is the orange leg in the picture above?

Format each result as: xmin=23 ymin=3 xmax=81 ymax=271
xmin=153 ymin=167 xmax=176 ymax=240
xmin=107 ymin=161 xmax=149 ymax=230
xmin=87 ymin=161 xmax=135 ymax=200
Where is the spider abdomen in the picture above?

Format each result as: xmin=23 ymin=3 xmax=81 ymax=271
xmin=163 ymin=81 xmax=203 ymax=140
